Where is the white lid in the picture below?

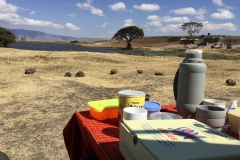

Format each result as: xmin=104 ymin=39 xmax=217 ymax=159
xmin=186 ymin=49 xmax=202 ymax=54
xmin=118 ymin=90 xmax=145 ymax=97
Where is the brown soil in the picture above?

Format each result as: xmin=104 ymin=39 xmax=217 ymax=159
xmin=1 ymin=37 xmax=240 ymax=159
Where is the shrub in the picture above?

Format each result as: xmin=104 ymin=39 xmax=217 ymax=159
xmin=0 ymin=26 xmax=17 ymax=47
xmin=141 ymin=51 xmax=154 ymax=56
xmin=70 ymin=40 xmax=79 ymax=43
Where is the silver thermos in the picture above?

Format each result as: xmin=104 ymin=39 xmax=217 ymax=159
xmin=175 ymin=49 xmax=207 ymax=118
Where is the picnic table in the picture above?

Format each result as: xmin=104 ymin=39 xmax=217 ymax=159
xmin=63 ymin=104 xmax=239 ymax=160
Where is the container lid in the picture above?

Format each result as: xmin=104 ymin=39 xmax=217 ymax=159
xmin=184 ymin=49 xmax=203 ymax=63
xmin=144 ymin=101 xmax=161 ymax=111
xmin=118 ymin=90 xmax=145 ymax=97
xmin=186 ymin=49 xmax=202 ymax=54
xmin=87 ymin=99 xmax=118 ymax=112
xmin=149 ymin=112 xmax=183 ymax=120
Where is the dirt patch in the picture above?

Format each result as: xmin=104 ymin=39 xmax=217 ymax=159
xmin=0 ymin=48 xmax=240 ymax=159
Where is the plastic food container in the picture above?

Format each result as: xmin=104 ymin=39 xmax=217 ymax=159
xmin=118 ymin=90 xmax=145 ymax=122
xmin=87 ymin=99 xmax=118 ymax=120
xmin=144 ymin=101 xmax=161 ymax=119
xmin=149 ymin=112 xmax=183 ymax=120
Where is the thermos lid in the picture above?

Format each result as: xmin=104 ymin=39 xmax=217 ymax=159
xmin=186 ymin=49 xmax=202 ymax=54
xmin=184 ymin=49 xmax=203 ymax=63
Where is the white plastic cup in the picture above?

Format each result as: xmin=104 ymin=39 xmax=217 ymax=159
xmin=123 ymin=107 xmax=148 ymax=120
xmin=203 ymin=99 xmax=226 ymax=109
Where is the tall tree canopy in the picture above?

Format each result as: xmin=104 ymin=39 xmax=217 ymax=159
xmin=111 ymin=26 xmax=144 ymax=49
xmin=0 ymin=27 xmax=17 ymax=47
xmin=181 ymin=22 xmax=203 ymax=37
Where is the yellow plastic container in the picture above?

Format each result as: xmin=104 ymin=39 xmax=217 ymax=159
xmin=227 ymin=107 xmax=240 ymax=134
xmin=118 ymin=90 xmax=145 ymax=122
xmin=87 ymin=99 xmax=119 ymax=120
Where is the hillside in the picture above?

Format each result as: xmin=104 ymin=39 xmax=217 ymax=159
xmin=8 ymin=29 xmax=108 ymax=42
xmin=79 ymin=35 xmax=240 ymax=50
xmin=89 ymin=36 xmax=240 ymax=47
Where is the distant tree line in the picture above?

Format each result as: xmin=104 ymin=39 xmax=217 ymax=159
xmin=70 ymin=40 xmax=79 ymax=43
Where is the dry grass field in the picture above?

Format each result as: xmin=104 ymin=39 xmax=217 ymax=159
xmin=1 ymin=36 xmax=240 ymax=159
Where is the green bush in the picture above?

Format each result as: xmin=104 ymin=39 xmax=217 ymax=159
xmin=70 ymin=40 xmax=79 ymax=43
xmin=141 ymin=51 xmax=154 ymax=56
xmin=0 ymin=27 xmax=17 ymax=47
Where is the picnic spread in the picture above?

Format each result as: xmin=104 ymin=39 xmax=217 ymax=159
xmin=63 ymin=50 xmax=240 ymax=160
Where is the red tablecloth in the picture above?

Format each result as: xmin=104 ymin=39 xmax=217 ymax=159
xmin=63 ymin=104 xmax=239 ymax=160
xmin=63 ymin=110 xmax=123 ymax=160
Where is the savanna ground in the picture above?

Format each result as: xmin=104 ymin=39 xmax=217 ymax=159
xmin=1 ymin=36 xmax=240 ymax=159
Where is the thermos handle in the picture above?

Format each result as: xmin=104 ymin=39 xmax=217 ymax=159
xmin=173 ymin=68 xmax=179 ymax=102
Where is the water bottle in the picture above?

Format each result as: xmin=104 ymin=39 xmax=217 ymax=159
xmin=175 ymin=49 xmax=207 ymax=118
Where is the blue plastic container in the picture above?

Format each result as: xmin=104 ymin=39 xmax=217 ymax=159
xmin=144 ymin=101 xmax=161 ymax=119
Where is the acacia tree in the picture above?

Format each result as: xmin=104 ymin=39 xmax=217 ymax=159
xmin=111 ymin=26 xmax=144 ymax=49
xmin=0 ymin=27 xmax=17 ymax=47
xmin=181 ymin=22 xmax=203 ymax=37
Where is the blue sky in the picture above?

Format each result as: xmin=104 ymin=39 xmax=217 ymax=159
xmin=0 ymin=0 xmax=239 ymax=38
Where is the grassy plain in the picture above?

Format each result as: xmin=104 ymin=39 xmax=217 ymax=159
xmin=1 ymin=36 xmax=240 ymax=159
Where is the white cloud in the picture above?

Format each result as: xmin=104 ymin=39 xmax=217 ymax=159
xmin=0 ymin=13 xmax=64 ymax=28
xmin=76 ymin=0 xmax=104 ymax=16
xmin=68 ymin=13 xmax=76 ymax=17
xmin=19 ymin=7 xmax=29 ymax=11
xmin=146 ymin=15 xmax=190 ymax=26
xmin=65 ymin=23 xmax=81 ymax=30
xmin=170 ymin=7 xmax=207 ymax=15
xmin=154 ymin=21 xmax=237 ymax=33
xmin=161 ymin=16 xmax=190 ymax=23
xmin=211 ymin=9 xmax=235 ymax=19
xmin=30 ymin=11 xmax=35 ymax=15
xmin=124 ymin=19 xmax=136 ymax=27
xmin=146 ymin=16 xmax=162 ymax=27
xmin=108 ymin=2 xmax=126 ymax=11
xmin=101 ymin=22 xmax=110 ymax=28
xmin=212 ymin=0 xmax=233 ymax=9
xmin=147 ymin=15 xmax=159 ymax=21
xmin=0 ymin=0 xmax=81 ymax=31
xmin=146 ymin=28 xmax=151 ymax=31
xmin=141 ymin=24 xmax=148 ymax=27
xmin=213 ymin=0 xmax=224 ymax=6
xmin=0 ymin=0 xmax=18 ymax=13
xmin=133 ymin=3 xmax=160 ymax=11
xmin=148 ymin=21 xmax=162 ymax=27
xmin=0 ymin=13 xmax=81 ymax=30
xmin=156 ymin=24 xmax=182 ymax=32
xmin=225 ymin=6 xmax=234 ymax=10
xmin=196 ymin=15 xmax=204 ymax=20
xmin=202 ymin=21 xmax=237 ymax=31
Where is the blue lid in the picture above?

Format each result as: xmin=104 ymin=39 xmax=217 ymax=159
xmin=144 ymin=101 xmax=161 ymax=111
